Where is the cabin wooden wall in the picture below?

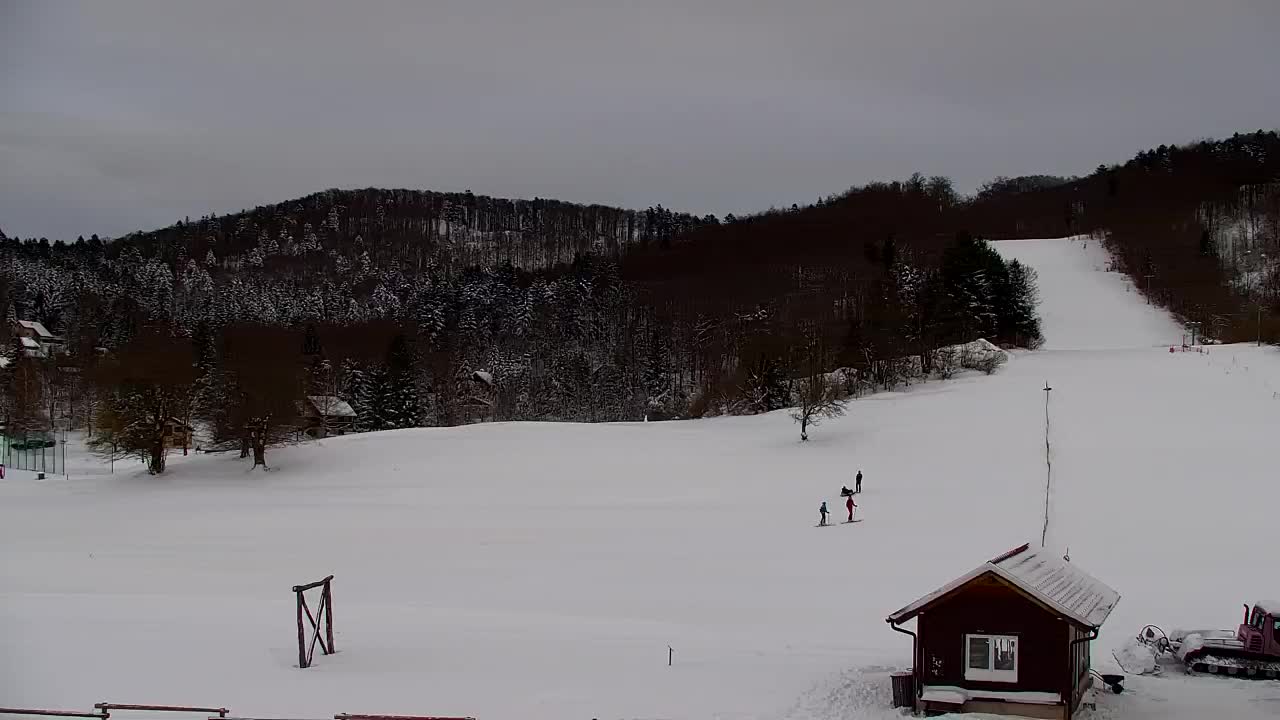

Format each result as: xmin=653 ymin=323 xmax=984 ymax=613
xmin=917 ymin=574 xmax=1069 ymax=696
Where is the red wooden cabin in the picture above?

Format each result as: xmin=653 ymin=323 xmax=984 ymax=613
xmin=887 ymin=543 xmax=1120 ymax=719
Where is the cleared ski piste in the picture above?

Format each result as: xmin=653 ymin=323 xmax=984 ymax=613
xmin=3 ymin=237 xmax=1279 ymax=719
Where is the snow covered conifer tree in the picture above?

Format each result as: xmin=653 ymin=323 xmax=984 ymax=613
xmin=370 ymin=333 xmax=420 ymax=429
xmin=347 ymin=362 xmax=376 ymax=432
xmin=1003 ymin=260 xmax=1043 ymax=347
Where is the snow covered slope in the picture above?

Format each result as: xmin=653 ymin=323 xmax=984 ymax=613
xmin=998 ymin=236 xmax=1182 ymax=350
xmin=2 ymin=237 xmax=1278 ymax=719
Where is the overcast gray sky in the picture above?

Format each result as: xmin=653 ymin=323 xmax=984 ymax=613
xmin=2 ymin=1 xmax=1278 ymax=240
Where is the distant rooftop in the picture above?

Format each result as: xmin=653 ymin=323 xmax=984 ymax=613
xmin=307 ymin=395 xmax=356 ymax=417
xmin=17 ymin=319 xmax=53 ymax=338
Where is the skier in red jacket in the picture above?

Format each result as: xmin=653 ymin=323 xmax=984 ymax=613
xmin=846 ymin=494 xmax=857 ymax=522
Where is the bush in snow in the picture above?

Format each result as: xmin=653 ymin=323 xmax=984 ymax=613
xmin=958 ymin=339 xmax=1008 ymax=376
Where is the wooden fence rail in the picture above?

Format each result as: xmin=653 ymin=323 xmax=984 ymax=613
xmin=0 ymin=709 xmax=107 ymax=719
xmin=3 ymin=706 xmax=470 ymax=720
xmin=215 ymin=716 xmax=327 ymax=720
xmin=335 ymin=715 xmax=476 ymax=720
xmin=96 ymin=705 xmax=228 ymax=717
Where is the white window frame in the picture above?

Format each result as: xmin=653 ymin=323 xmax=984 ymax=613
xmin=964 ymin=633 xmax=1019 ymax=683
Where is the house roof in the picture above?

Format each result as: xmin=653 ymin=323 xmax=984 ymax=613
xmin=18 ymin=336 xmax=40 ymax=349
xmin=17 ymin=320 xmax=53 ymax=338
xmin=886 ymin=543 xmax=1120 ymax=630
xmin=307 ymin=395 xmax=356 ymax=417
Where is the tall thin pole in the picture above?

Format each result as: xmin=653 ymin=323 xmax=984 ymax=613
xmin=1041 ymin=382 xmax=1053 ymax=548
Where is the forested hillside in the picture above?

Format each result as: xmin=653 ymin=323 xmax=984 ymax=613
xmin=2 ymin=131 xmax=1276 ymax=473
xmin=0 ymin=180 xmax=1037 ymax=472
xmin=965 ymin=131 xmax=1280 ymax=342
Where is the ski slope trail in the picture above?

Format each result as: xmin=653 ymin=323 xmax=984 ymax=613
xmin=997 ymin=236 xmax=1183 ymax=350
xmin=2 ymin=238 xmax=1278 ymax=719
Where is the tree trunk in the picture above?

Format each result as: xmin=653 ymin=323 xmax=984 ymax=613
xmin=149 ymin=440 xmax=166 ymax=474
xmin=800 ymin=415 xmax=809 ymax=442
xmin=240 ymin=437 xmax=250 ymax=458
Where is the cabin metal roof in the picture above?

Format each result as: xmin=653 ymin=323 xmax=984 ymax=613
xmin=886 ymin=543 xmax=1120 ymax=630
xmin=307 ymin=395 xmax=356 ymax=418
xmin=17 ymin=320 xmax=54 ymax=338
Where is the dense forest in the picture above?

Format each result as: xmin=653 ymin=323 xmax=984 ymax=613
xmin=964 ymin=131 xmax=1280 ymax=343
xmin=2 ymin=130 xmax=1276 ymax=472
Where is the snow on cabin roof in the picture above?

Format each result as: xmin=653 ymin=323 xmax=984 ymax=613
xmin=307 ymin=396 xmax=356 ymax=417
xmin=887 ymin=543 xmax=1120 ymax=630
xmin=17 ymin=320 xmax=53 ymax=338
xmin=19 ymin=336 xmax=40 ymax=348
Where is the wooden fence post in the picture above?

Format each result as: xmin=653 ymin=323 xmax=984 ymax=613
xmin=324 ymin=578 xmax=335 ymax=654
xmin=296 ymin=588 xmax=307 ymax=668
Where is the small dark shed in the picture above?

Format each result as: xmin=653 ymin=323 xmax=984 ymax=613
xmin=161 ymin=417 xmax=194 ymax=450
xmin=304 ymin=396 xmax=356 ymax=437
xmin=886 ymin=543 xmax=1120 ymax=719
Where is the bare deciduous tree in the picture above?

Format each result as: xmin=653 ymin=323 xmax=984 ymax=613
xmin=790 ymin=370 xmax=847 ymax=442
xmin=88 ymin=329 xmax=196 ymax=475
xmin=210 ymin=324 xmax=306 ymax=469
xmin=789 ymin=333 xmax=848 ymax=442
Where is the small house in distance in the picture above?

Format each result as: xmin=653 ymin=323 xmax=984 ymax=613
xmin=304 ymin=395 xmax=356 ymax=437
xmin=13 ymin=319 xmax=64 ymax=356
xmin=886 ymin=543 xmax=1120 ymax=719
xmin=161 ymin=417 xmax=194 ymax=450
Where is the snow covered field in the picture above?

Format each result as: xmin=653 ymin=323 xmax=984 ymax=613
xmin=3 ymin=237 xmax=1279 ymax=719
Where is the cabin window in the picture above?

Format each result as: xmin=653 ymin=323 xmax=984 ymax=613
xmin=965 ymin=634 xmax=1018 ymax=683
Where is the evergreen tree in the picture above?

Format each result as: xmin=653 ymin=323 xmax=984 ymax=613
xmin=372 ymin=333 xmax=420 ymax=429
xmin=347 ymin=362 xmax=376 ymax=432
xmin=1002 ymin=260 xmax=1042 ymax=346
